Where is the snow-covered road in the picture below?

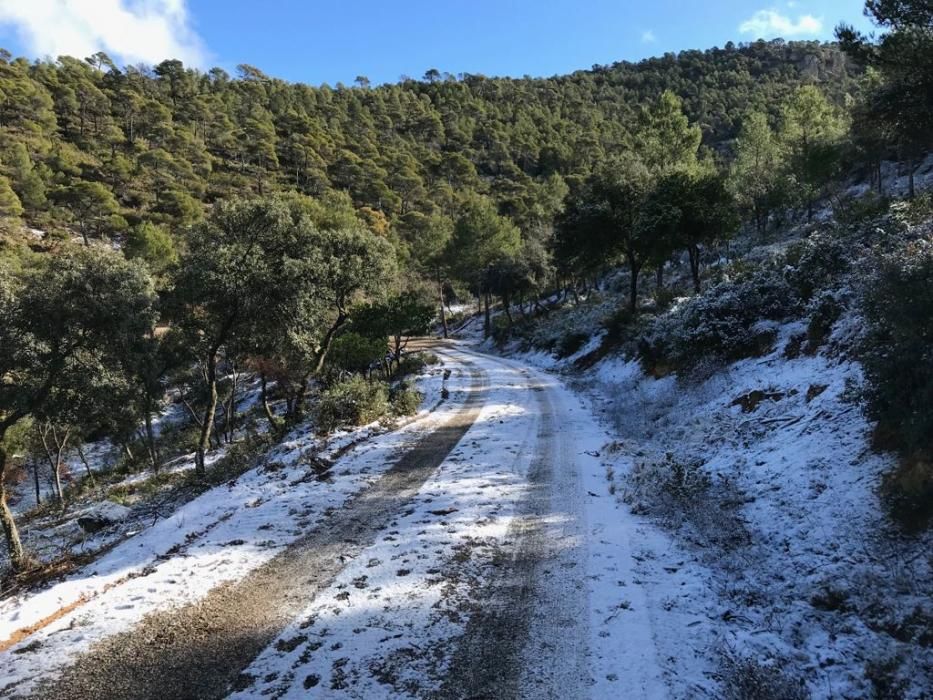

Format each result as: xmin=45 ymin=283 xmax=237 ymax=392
xmin=1 ymin=344 xmax=670 ymax=699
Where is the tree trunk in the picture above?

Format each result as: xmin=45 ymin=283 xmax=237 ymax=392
xmin=502 ymin=295 xmax=513 ymax=327
xmin=437 ymin=267 xmax=448 ymax=339
xmin=290 ymin=374 xmax=311 ymax=425
xmin=907 ymin=155 xmax=916 ymax=200
xmin=195 ymin=350 xmax=219 ymax=476
xmin=656 ymin=264 xmax=664 ymax=293
xmin=627 ymin=252 xmax=641 ymax=313
xmin=312 ymin=312 xmax=347 ymax=376
xmin=483 ymin=291 xmax=491 ymax=338
xmin=260 ymin=374 xmax=280 ymax=436
xmin=76 ymin=442 xmax=95 ymax=480
xmin=0 ymin=442 xmax=28 ymax=572
xmin=225 ymin=364 xmax=238 ymax=443
xmin=688 ymin=245 xmax=702 ymax=294
xmin=143 ymin=408 xmax=159 ymax=473
xmin=32 ymin=459 xmax=42 ymax=506
xmin=53 ymin=427 xmax=69 ymax=509
xmin=38 ymin=426 xmax=62 ymax=503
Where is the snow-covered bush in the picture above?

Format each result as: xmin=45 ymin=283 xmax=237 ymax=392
xmin=315 ymin=376 xmax=389 ymax=433
xmin=784 ymin=228 xmax=851 ymax=301
xmin=718 ymin=651 xmax=808 ymax=700
xmin=640 ymin=267 xmax=798 ymax=372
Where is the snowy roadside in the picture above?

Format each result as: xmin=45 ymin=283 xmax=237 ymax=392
xmin=495 ymin=313 xmax=933 ymax=698
xmin=0 ymin=360 xmax=463 ymax=697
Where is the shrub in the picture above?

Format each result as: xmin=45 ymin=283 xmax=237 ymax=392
xmin=640 ymin=267 xmax=797 ymax=371
xmin=804 ymin=290 xmax=844 ymax=354
xmin=490 ymin=314 xmax=512 ymax=345
xmin=832 ymin=192 xmax=890 ymax=228
xmin=719 ymin=652 xmax=808 ymax=700
xmin=784 ymin=229 xmax=851 ymax=301
xmin=623 ymin=452 xmax=749 ymax=548
xmin=315 ymin=376 xmax=389 ymax=433
xmin=859 ymin=237 xmax=933 ymax=457
xmin=880 ymin=454 xmax=933 ymax=532
xmin=625 ymin=452 xmax=710 ymax=510
xmin=602 ymin=304 xmax=638 ymax=346
xmin=390 ymin=381 xmax=423 ymax=417
xmin=395 ymin=352 xmax=436 ymax=378
xmin=555 ymin=330 xmax=589 ymax=358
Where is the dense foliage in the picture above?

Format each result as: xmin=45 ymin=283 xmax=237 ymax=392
xmin=0 ymin=40 xmax=857 ymax=242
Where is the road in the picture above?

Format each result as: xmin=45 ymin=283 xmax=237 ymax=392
xmin=4 ymin=344 xmax=666 ymax=699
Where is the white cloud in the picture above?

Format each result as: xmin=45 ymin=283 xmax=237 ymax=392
xmin=0 ymin=0 xmax=207 ymax=67
xmin=739 ymin=9 xmax=823 ymax=38
xmin=641 ymin=29 xmax=656 ymax=44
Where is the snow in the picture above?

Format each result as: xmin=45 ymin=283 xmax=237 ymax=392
xmin=228 ymin=346 xmax=676 ymax=698
xmin=542 ymin=316 xmax=932 ymax=698
xmin=230 ymin=348 xmax=536 ymax=697
xmin=3 ymin=309 xmax=929 ymax=697
xmin=0 ymin=362 xmax=458 ymax=696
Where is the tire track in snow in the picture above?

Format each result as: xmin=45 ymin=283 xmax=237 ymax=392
xmin=29 ymin=361 xmax=488 ymax=700
xmin=438 ymin=352 xmax=589 ymax=700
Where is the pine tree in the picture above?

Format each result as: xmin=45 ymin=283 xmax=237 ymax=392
xmin=729 ymin=112 xmax=786 ymax=234
xmin=780 ymin=86 xmax=846 ymax=221
xmin=0 ymin=176 xmax=23 ymax=218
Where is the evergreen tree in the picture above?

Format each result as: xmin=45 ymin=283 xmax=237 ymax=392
xmin=780 ymin=86 xmax=847 ymax=221
xmin=729 ymin=112 xmax=786 ymax=233
xmin=0 ymin=175 xmax=22 ymax=218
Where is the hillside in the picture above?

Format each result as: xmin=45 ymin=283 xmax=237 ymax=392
xmin=0 ymin=41 xmax=856 ymax=240
xmin=466 ymin=173 xmax=933 ymax=697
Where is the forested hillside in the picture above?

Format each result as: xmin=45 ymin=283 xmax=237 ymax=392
xmin=0 ymin=40 xmax=856 ymax=242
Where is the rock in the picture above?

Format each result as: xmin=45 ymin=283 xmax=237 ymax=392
xmin=77 ymin=502 xmax=131 ymax=534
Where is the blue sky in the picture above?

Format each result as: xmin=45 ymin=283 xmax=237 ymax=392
xmin=0 ymin=1 xmax=874 ymax=85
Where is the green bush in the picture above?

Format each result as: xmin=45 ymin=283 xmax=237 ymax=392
xmin=804 ymin=290 xmax=844 ymax=354
xmin=859 ymin=237 xmax=933 ymax=530
xmin=602 ymin=304 xmax=639 ymax=347
xmin=329 ymin=331 xmax=386 ymax=374
xmin=315 ymin=376 xmax=389 ymax=433
xmin=860 ymin=238 xmax=933 ymax=456
xmin=490 ymin=314 xmax=512 ymax=345
xmin=881 ymin=454 xmax=933 ymax=532
xmin=395 ymin=352 xmax=430 ymax=378
xmin=390 ymin=381 xmax=423 ymax=417
xmin=832 ymin=192 xmax=890 ymax=228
